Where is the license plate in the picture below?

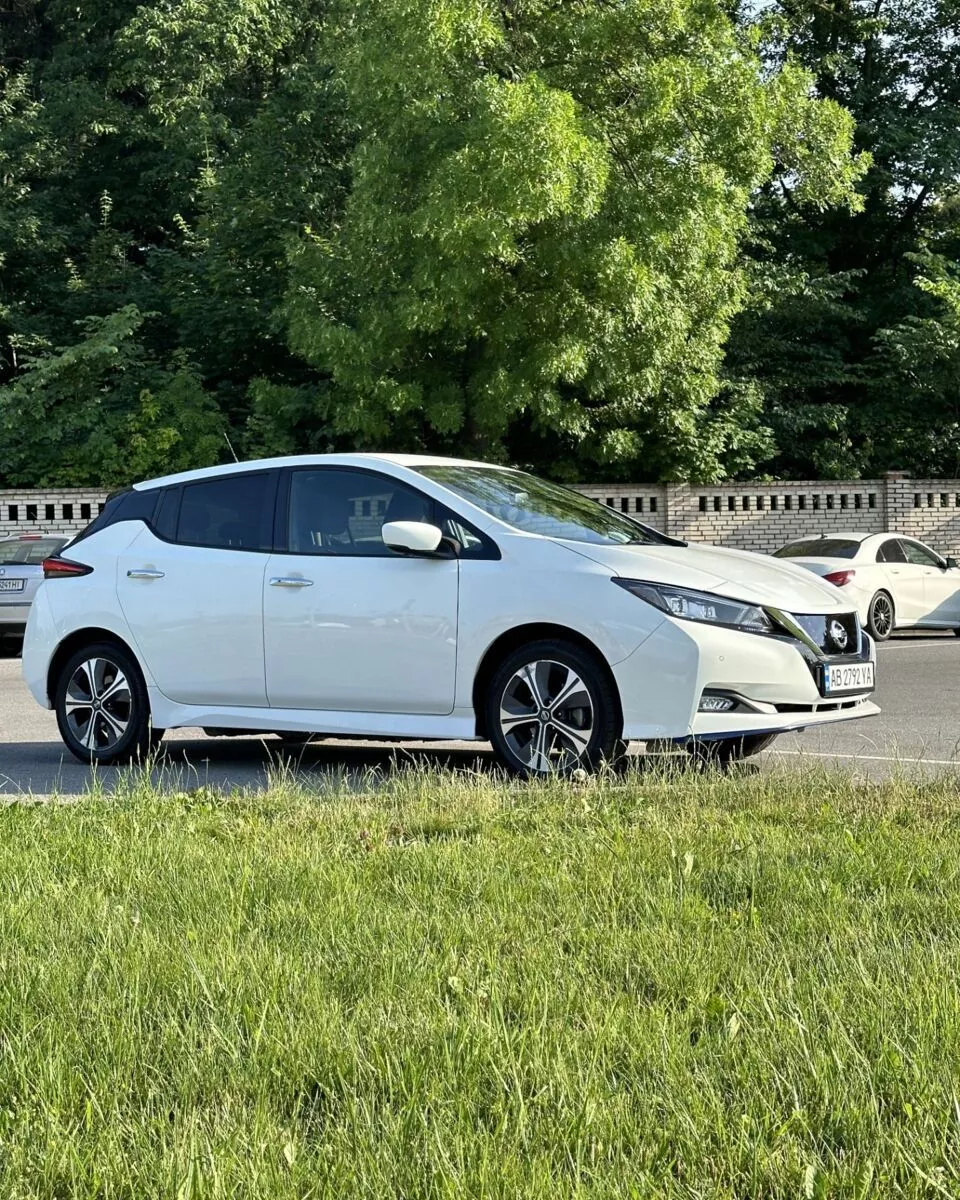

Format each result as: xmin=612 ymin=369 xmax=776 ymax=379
xmin=0 ymin=579 xmax=24 ymax=593
xmin=823 ymin=661 xmax=875 ymax=694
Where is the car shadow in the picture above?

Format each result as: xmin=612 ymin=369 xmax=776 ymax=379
xmin=0 ymin=733 xmax=749 ymax=800
xmin=0 ymin=735 xmax=502 ymax=799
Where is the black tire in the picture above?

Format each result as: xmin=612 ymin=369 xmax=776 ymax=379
xmin=54 ymin=641 xmax=153 ymax=765
xmin=689 ymin=733 xmax=778 ymax=766
xmin=867 ymin=591 xmax=894 ymax=641
xmin=485 ymin=639 xmax=622 ymax=777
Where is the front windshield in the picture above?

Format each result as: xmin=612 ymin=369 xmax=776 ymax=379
xmin=418 ymin=465 xmax=664 ymax=546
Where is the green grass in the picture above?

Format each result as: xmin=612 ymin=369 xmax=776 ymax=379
xmin=2 ymin=763 xmax=960 ymax=1197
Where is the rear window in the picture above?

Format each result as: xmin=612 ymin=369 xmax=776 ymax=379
xmin=0 ymin=537 xmax=68 ymax=564
xmin=773 ymin=538 xmax=862 ymax=560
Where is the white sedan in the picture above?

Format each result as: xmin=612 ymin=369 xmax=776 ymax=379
xmin=773 ymin=532 xmax=960 ymax=640
xmin=23 ymin=454 xmax=879 ymax=774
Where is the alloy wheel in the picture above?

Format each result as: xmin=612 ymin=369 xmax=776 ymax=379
xmin=63 ymin=656 xmax=132 ymax=753
xmin=871 ymin=594 xmax=893 ymax=639
xmin=498 ymin=659 xmax=595 ymax=774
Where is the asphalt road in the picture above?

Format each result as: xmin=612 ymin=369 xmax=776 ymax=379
xmin=1 ymin=632 xmax=958 ymax=797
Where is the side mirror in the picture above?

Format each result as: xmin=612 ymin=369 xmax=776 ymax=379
xmin=381 ymin=520 xmax=445 ymax=556
xmin=946 ymin=557 xmax=959 ymax=570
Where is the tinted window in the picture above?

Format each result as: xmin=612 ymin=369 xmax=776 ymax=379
xmin=153 ymin=488 xmax=181 ymax=541
xmin=176 ymin=474 xmax=274 ymax=551
xmin=0 ymin=537 xmax=68 ymax=564
xmin=287 ymin=469 xmax=438 ymax=556
xmin=901 ymin=539 xmax=943 ymax=567
xmin=773 ymin=538 xmax=862 ymax=559
xmin=418 ymin=465 xmax=665 ymax=545
xmin=876 ymin=539 xmax=907 ymax=564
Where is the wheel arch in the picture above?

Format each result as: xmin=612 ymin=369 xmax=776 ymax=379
xmin=471 ymin=623 xmax=624 ymax=739
xmin=46 ymin=627 xmax=145 ymax=707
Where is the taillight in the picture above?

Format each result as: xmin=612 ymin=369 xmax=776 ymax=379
xmin=824 ymin=569 xmax=856 ymax=587
xmin=42 ymin=556 xmax=92 ymax=579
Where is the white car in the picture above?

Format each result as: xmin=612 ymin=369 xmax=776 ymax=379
xmin=23 ymin=455 xmax=879 ymax=773
xmin=773 ymin=532 xmax=960 ymax=641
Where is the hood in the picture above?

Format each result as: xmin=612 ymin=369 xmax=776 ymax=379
xmin=559 ymin=539 xmax=849 ymax=613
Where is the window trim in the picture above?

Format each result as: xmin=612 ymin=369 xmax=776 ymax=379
xmin=275 ymin=465 xmax=500 ymax=560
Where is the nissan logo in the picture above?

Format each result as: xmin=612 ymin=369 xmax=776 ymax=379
xmin=828 ymin=619 xmax=849 ymax=653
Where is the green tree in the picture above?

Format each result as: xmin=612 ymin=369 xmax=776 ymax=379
xmin=284 ymin=0 xmax=864 ymax=482
xmin=725 ymin=0 xmax=960 ymax=478
xmin=0 ymin=0 xmax=337 ymax=484
xmin=0 ymin=306 xmax=224 ymax=486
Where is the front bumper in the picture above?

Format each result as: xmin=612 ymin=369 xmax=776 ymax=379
xmin=612 ymin=612 xmax=878 ymax=742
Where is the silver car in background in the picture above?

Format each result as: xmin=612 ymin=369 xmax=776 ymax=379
xmin=0 ymin=535 xmax=69 ymax=644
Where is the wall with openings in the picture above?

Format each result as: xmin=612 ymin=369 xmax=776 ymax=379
xmin=5 ymin=473 xmax=960 ymax=557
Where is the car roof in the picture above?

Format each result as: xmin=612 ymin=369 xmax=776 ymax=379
xmin=132 ymin=453 xmax=505 ymax=491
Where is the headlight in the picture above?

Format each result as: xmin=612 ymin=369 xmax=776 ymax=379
xmin=614 ymin=579 xmax=776 ymax=635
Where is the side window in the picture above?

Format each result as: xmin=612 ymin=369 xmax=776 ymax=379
xmin=437 ymin=505 xmax=493 ymax=558
xmin=901 ymin=540 xmax=942 ymax=568
xmin=176 ymin=473 xmax=274 ymax=551
xmin=286 ymin=469 xmax=435 ymax=556
xmin=877 ymin=539 xmax=906 ymax=564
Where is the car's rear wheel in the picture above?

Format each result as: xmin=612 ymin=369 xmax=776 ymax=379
xmin=55 ymin=642 xmax=154 ymax=765
xmin=486 ymin=640 xmax=622 ymax=777
xmin=867 ymin=591 xmax=894 ymax=641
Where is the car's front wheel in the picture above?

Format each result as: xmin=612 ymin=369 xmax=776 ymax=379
xmin=55 ymin=641 xmax=154 ymax=765
xmin=867 ymin=591 xmax=894 ymax=641
xmin=486 ymin=640 xmax=622 ymax=777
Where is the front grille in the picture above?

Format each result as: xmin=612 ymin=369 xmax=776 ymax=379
xmin=790 ymin=611 xmax=861 ymax=657
xmin=775 ymin=698 xmax=867 ymax=714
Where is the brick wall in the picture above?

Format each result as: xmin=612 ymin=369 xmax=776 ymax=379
xmin=0 ymin=489 xmax=109 ymax=541
xmin=576 ymin=480 xmax=890 ymax=553
xmin=5 ymin=473 xmax=960 ymax=557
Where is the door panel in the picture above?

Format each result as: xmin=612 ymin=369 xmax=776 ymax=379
xmin=264 ymin=467 xmax=460 ymax=714
xmin=901 ymin=539 xmax=960 ymax=625
xmin=874 ymin=538 xmax=916 ymax=624
xmin=118 ymin=528 xmax=269 ymax=705
xmin=928 ymin=567 xmax=960 ymax=624
xmin=263 ymin=554 xmax=458 ymax=712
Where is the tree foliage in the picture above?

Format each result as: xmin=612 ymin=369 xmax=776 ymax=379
xmin=725 ymin=0 xmax=960 ymax=478
xmin=0 ymin=0 xmax=939 ymax=488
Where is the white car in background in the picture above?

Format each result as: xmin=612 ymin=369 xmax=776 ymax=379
xmin=773 ymin=532 xmax=960 ymax=641
xmin=23 ymin=455 xmax=879 ymax=772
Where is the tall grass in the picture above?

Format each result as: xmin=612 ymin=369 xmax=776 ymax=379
xmin=1 ymin=762 xmax=959 ymax=1196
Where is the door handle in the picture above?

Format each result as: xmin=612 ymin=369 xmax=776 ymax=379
xmin=127 ymin=569 xmax=165 ymax=579
xmin=269 ymin=576 xmax=314 ymax=587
